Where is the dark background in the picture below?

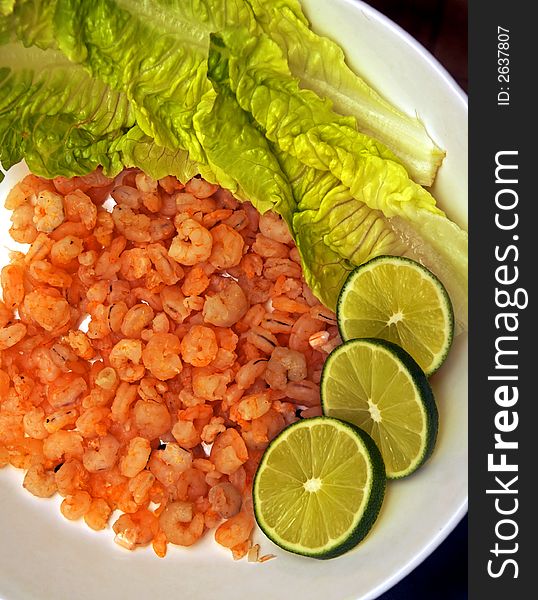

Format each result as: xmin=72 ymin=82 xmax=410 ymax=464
xmin=366 ymin=1 xmax=468 ymax=599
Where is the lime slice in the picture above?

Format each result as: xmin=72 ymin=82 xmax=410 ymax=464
xmin=337 ymin=255 xmax=454 ymax=375
xmin=321 ymin=338 xmax=438 ymax=479
xmin=253 ymin=417 xmax=385 ymax=559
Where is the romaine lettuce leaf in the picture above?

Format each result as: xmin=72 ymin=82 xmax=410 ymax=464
xmin=208 ymin=28 xmax=442 ymax=219
xmin=49 ymin=0 xmax=260 ymax=164
xmin=0 ymin=41 xmax=202 ymax=183
xmin=116 ymin=126 xmax=200 ymax=183
xmin=0 ymin=42 xmax=134 ymax=178
xmin=293 ymin=208 xmax=355 ymax=311
xmin=276 ymin=148 xmax=467 ymax=327
xmin=246 ymin=0 xmax=444 ymax=185
xmin=200 ymin=30 xmax=467 ymax=326
xmin=278 ymin=151 xmax=405 ymax=311
xmin=0 ymin=0 xmax=57 ymax=49
xmin=193 ymin=86 xmax=296 ymax=225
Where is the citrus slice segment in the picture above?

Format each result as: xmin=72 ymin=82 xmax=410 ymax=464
xmin=253 ymin=416 xmax=385 ymax=559
xmin=337 ymin=255 xmax=454 ymax=375
xmin=321 ymin=338 xmax=438 ymax=478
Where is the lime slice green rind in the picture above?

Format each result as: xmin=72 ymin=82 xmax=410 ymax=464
xmin=337 ymin=255 xmax=454 ymax=375
xmin=321 ymin=338 xmax=438 ymax=479
xmin=253 ymin=417 xmax=386 ymax=560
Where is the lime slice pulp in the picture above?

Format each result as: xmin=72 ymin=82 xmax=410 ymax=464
xmin=337 ymin=255 xmax=454 ymax=375
xmin=253 ymin=416 xmax=385 ymax=559
xmin=321 ymin=338 xmax=438 ymax=479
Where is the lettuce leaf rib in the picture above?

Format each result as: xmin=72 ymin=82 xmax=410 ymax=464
xmin=246 ymin=0 xmax=445 ymax=185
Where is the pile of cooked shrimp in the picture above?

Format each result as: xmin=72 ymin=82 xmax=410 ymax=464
xmin=0 ymin=169 xmax=340 ymax=559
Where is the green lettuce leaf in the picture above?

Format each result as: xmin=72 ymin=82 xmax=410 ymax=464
xmin=246 ymin=0 xmax=444 ymax=185
xmin=0 ymin=0 xmax=467 ymax=327
xmin=293 ymin=208 xmax=355 ymax=311
xmin=1 ymin=0 xmax=57 ymax=48
xmin=0 ymin=42 xmax=134 ymax=179
xmin=116 ymin=126 xmax=200 ymax=183
xmin=278 ymin=151 xmax=405 ymax=311
xmin=208 ymin=28 xmax=442 ymax=219
xmin=49 ymin=0 xmax=260 ymax=164
xmin=193 ymin=86 xmax=296 ymax=225
xmin=278 ymin=149 xmax=467 ymax=326
xmin=0 ymin=41 xmax=203 ymax=183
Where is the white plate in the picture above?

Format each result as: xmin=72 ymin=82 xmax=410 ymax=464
xmin=0 ymin=1 xmax=467 ymax=598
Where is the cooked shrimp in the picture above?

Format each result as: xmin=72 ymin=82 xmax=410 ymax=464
xmin=284 ymin=380 xmax=320 ymax=407
xmin=258 ymin=211 xmax=293 ymax=244
xmin=147 ymin=450 xmax=184 ymax=486
xmin=169 ymin=219 xmax=212 ymax=266
xmin=23 ymin=464 xmax=57 ymax=498
xmin=10 ymin=203 xmax=38 ymax=243
xmin=128 ymin=470 xmax=155 ymax=505
xmin=239 ymin=253 xmax=263 ymax=279
xmin=84 ymin=498 xmax=112 ymax=531
xmin=214 ymin=510 xmax=254 ymax=549
xmin=121 ymin=304 xmax=155 ymax=339
xmin=1 ymin=264 xmax=25 ymax=310
xmin=0 ymin=168 xmax=337 ymax=558
xmin=209 ymin=482 xmax=242 ymax=519
xmin=235 ymin=359 xmax=268 ymax=390
xmin=119 ymin=437 xmax=152 ymax=478
xmin=185 ymin=177 xmax=218 ymax=199
xmin=50 ymin=236 xmax=84 ymax=266
xmin=203 ymin=279 xmax=248 ymax=327
xmin=23 ymin=288 xmax=71 ymax=332
xmin=180 ymin=325 xmax=218 ymax=367
xmin=43 ymin=407 xmax=79 ymax=433
xmin=82 ymin=435 xmax=120 ymax=473
xmin=132 ymin=400 xmax=171 ymax=440
xmin=112 ymin=206 xmax=151 ymax=243
xmin=43 ymin=430 xmax=84 ymax=462
xmin=263 ymin=258 xmax=302 ymax=281
xmin=210 ymin=429 xmax=248 ymax=476
xmin=265 ymin=347 xmax=307 ymax=390
xmin=147 ymin=243 xmax=184 ymax=286
xmin=109 ymin=339 xmax=145 ymax=382
xmin=252 ymin=234 xmax=289 ymax=259
xmin=202 ymin=209 xmax=234 ymax=229
xmin=289 ymin=314 xmax=326 ymax=353
xmin=246 ymin=326 xmax=278 ymax=355
xmin=260 ymin=311 xmax=294 ymax=334
xmin=110 ymin=382 xmax=139 ymax=423
xmin=29 ymin=260 xmax=72 ymax=288
xmin=201 ymin=416 xmax=226 ymax=444
xmin=233 ymin=391 xmax=272 ymax=421
xmin=192 ymin=367 xmax=232 ymax=402
xmin=208 ymin=224 xmax=244 ymax=269
xmin=48 ymin=373 xmax=88 ymax=408
xmin=159 ymin=505 xmax=205 ymax=547
xmin=0 ymin=323 xmax=27 ymax=350
xmin=60 ymin=491 xmax=92 ymax=521
xmin=142 ymin=333 xmax=182 ymax=380
xmin=33 ymin=190 xmax=65 ymax=232
xmin=223 ymin=209 xmax=248 ymax=231
xmin=160 ymin=285 xmax=190 ymax=323
xmin=113 ymin=509 xmax=159 ymax=550
xmin=64 ymin=189 xmax=97 ymax=229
